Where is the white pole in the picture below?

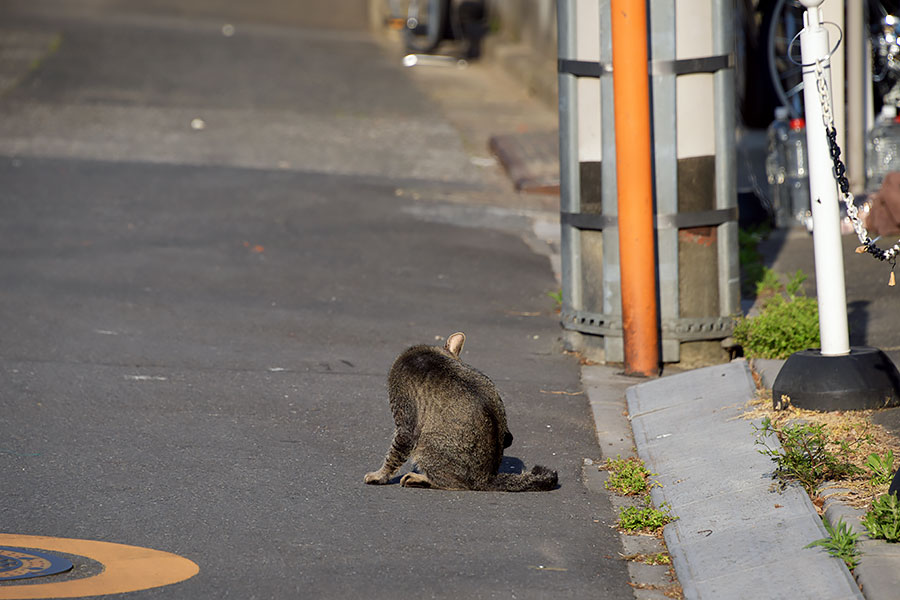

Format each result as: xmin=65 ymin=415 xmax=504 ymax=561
xmin=799 ymin=0 xmax=850 ymax=356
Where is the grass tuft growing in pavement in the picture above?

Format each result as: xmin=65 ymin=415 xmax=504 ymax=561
xmin=617 ymin=503 xmax=676 ymax=532
xmin=601 ymin=455 xmax=677 ymax=534
xmin=805 ymin=517 xmax=861 ymax=570
xmin=620 ymin=552 xmax=672 ymax=565
xmin=863 ymin=493 xmax=900 ymax=542
xmin=601 ymin=455 xmax=683 ymax=597
xmin=603 ymin=455 xmax=657 ymax=496
xmin=866 ymin=450 xmax=895 ymax=486
xmin=754 ymin=417 xmax=863 ymax=495
xmin=744 ymin=394 xmax=898 ymax=509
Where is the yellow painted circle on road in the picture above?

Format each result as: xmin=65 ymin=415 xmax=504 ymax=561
xmin=0 ymin=534 xmax=199 ymax=599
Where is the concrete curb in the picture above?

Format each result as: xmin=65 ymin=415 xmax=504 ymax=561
xmin=748 ymin=357 xmax=786 ymax=391
xmin=626 ymin=360 xmax=863 ymax=600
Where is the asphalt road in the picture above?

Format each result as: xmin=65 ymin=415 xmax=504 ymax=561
xmin=0 ymin=2 xmax=631 ymax=598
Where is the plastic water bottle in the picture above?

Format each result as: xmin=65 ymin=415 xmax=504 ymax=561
xmin=765 ymin=107 xmax=791 ymax=226
xmin=784 ymin=118 xmax=810 ymax=229
xmin=866 ymin=105 xmax=900 ymax=192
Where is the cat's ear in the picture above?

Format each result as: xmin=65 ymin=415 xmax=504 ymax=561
xmin=445 ymin=332 xmax=466 ymax=357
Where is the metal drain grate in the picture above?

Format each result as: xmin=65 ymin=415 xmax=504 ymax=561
xmin=0 ymin=546 xmax=73 ymax=581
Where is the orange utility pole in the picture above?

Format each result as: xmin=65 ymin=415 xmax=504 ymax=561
xmin=611 ymin=0 xmax=659 ymax=376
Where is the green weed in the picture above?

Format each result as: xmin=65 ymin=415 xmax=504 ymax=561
xmin=755 ymin=266 xmax=782 ymax=298
xmin=733 ymin=269 xmax=820 ymax=359
xmin=617 ymin=503 xmax=676 ymax=532
xmin=623 ymin=552 xmax=672 ymax=565
xmin=863 ymin=493 xmax=900 ymax=542
xmin=601 ymin=455 xmax=676 ymax=534
xmin=641 ymin=552 xmax=672 ymax=565
xmin=547 ymin=289 xmax=562 ymax=308
xmin=754 ymin=417 xmax=862 ymax=494
xmin=866 ymin=451 xmax=895 ymax=486
xmin=604 ymin=455 xmax=657 ymax=496
xmin=805 ymin=518 xmax=861 ymax=570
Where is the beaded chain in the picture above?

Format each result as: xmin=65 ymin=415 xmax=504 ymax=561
xmin=815 ymin=59 xmax=899 ymax=285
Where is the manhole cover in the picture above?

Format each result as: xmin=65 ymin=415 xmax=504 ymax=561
xmin=0 ymin=546 xmax=73 ymax=581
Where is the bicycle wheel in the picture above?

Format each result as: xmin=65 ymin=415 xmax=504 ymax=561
xmin=766 ymin=0 xmax=806 ymax=118
xmin=404 ymin=0 xmax=450 ymax=54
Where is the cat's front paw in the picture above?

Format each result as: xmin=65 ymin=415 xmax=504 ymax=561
xmin=364 ymin=470 xmax=389 ymax=485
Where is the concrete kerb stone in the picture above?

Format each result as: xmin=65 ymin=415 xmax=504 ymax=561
xmin=620 ymin=533 xmax=667 ymax=557
xmin=626 ymin=360 xmax=863 ymax=600
xmin=631 ymin=589 xmax=672 ymax=600
xmin=749 ymin=357 xmax=786 ymax=391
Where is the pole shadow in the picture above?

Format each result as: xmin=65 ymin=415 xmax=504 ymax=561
xmin=848 ymin=299 xmax=870 ymax=346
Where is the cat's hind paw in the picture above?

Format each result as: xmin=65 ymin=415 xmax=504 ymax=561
xmin=399 ymin=472 xmax=432 ymax=488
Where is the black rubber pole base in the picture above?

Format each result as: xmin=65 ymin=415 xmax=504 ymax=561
xmin=772 ymin=346 xmax=900 ymax=411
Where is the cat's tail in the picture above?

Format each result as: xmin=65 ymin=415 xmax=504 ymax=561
xmin=488 ymin=465 xmax=558 ymax=492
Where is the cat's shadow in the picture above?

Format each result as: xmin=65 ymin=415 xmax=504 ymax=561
xmin=392 ymin=456 xmax=531 ymax=484
xmin=498 ymin=455 xmax=526 ymax=474
xmin=501 ymin=456 xmax=561 ymax=490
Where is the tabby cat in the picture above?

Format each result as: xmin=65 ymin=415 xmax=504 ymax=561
xmin=364 ymin=332 xmax=557 ymax=491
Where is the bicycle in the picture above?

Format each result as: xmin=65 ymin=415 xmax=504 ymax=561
xmin=389 ymin=0 xmax=487 ymax=59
